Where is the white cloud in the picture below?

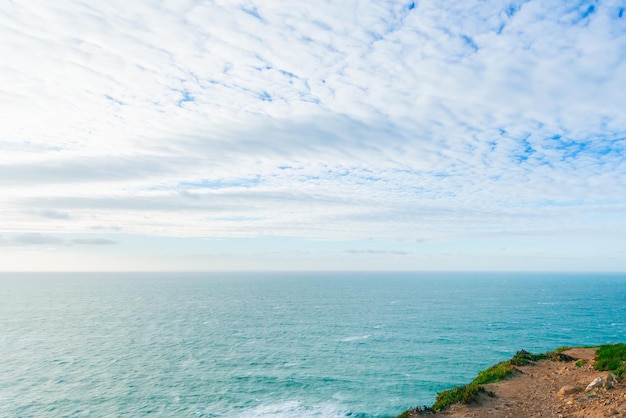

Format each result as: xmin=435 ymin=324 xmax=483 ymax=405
xmin=1 ymin=0 xmax=625 ymax=270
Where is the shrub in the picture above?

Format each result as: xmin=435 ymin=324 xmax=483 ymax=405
xmin=595 ymin=343 xmax=626 ymax=377
xmin=509 ymin=349 xmax=546 ymax=366
xmin=433 ymin=383 xmax=485 ymax=410
xmin=473 ymin=361 xmax=516 ymax=384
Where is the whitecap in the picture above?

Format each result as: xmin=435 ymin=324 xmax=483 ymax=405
xmin=282 ymin=361 xmax=302 ymax=367
xmin=235 ymin=401 xmax=366 ymax=418
xmin=340 ymin=335 xmax=370 ymax=342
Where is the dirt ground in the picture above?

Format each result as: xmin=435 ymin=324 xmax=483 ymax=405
xmin=409 ymin=347 xmax=626 ymax=417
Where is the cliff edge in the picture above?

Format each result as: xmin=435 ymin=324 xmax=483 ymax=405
xmin=399 ymin=345 xmax=626 ymax=418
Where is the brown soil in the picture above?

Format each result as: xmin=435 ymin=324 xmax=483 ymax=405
xmin=409 ymin=348 xmax=626 ymax=418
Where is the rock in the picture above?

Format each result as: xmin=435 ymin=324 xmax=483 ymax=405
xmin=604 ymin=373 xmax=617 ymax=389
xmin=558 ymin=386 xmax=580 ymax=397
xmin=586 ymin=377 xmax=603 ymax=392
xmin=547 ymin=352 xmax=576 ymax=362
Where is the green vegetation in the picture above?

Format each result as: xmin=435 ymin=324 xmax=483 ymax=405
xmin=473 ymin=361 xmax=516 ymax=384
xmin=397 ymin=348 xmax=575 ymax=416
xmin=432 ymin=383 xmax=488 ymax=410
xmin=594 ymin=343 xmax=626 ymax=377
xmin=470 ymin=348 xmax=572 ymax=387
xmin=575 ymin=359 xmax=586 ymax=367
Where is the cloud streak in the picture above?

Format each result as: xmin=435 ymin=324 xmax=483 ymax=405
xmin=0 ymin=234 xmax=118 ymax=247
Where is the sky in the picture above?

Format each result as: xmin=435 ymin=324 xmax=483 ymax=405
xmin=1 ymin=0 xmax=625 ymax=272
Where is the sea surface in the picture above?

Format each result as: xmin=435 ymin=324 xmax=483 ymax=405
xmin=1 ymin=272 xmax=625 ymax=417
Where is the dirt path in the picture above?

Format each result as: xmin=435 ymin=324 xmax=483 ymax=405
xmin=412 ymin=348 xmax=626 ymax=417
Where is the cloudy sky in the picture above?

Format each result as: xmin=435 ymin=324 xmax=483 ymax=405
xmin=1 ymin=0 xmax=625 ymax=271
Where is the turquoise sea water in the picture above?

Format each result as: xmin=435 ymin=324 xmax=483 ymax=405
xmin=1 ymin=272 xmax=625 ymax=417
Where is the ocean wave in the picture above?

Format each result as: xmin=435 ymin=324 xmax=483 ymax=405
xmin=233 ymin=401 xmax=379 ymax=418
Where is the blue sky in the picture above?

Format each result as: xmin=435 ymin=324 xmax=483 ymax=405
xmin=1 ymin=0 xmax=625 ymax=271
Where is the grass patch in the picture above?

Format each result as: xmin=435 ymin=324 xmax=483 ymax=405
xmin=594 ymin=343 xmax=626 ymax=377
xmin=509 ymin=349 xmax=547 ymax=366
xmin=575 ymin=359 xmax=586 ymax=367
xmin=432 ymin=383 xmax=486 ymax=410
xmin=473 ymin=361 xmax=516 ymax=384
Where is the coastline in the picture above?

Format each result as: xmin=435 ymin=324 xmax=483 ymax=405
xmin=396 ymin=344 xmax=626 ymax=417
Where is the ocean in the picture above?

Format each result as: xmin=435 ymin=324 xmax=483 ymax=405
xmin=1 ymin=272 xmax=624 ymax=417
